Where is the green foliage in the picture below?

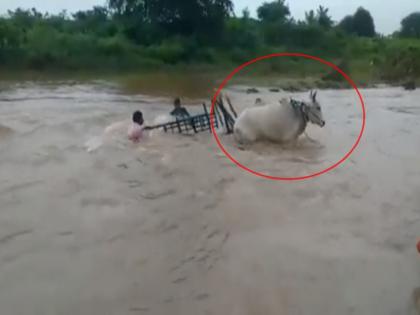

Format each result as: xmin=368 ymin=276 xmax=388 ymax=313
xmin=72 ymin=6 xmax=117 ymax=36
xmin=145 ymin=38 xmax=189 ymax=64
xmin=225 ymin=17 xmax=260 ymax=52
xmin=337 ymin=7 xmax=375 ymax=37
xmin=257 ymin=0 xmax=290 ymax=23
xmin=108 ymin=0 xmax=232 ymax=42
xmin=257 ymin=0 xmax=291 ymax=45
xmin=338 ymin=15 xmax=354 ymax=34
xmin=400 ymin=12 xmax=420 ymax=38
xmin=322 ymin=60 xmax=349 ymax=82
xmin=0 ymin=18 xmax=21 ymax=49
xmin=305 ymin=10 xmax=317 ymax=26
xmin=304 ymin=6 xmax=333 ymax=30
xmin=317 ymin=6 xmax=334 ymax=29
xmin=353 ymin=7 xmax=376 ymax=37
xmin=0 ymin=0 xmax=418 ymax=86
xmin=379 ymin=39 xmax=420 ymax=81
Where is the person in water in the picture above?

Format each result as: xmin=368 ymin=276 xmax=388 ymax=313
xmin=128 ymin=111 xmax=149 ymax=143
xmin=170 ymin=97 xmax=190 ymax=119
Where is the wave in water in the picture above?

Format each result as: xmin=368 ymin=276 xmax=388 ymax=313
xmin=152 ymin=114 xmax=173 ymax=125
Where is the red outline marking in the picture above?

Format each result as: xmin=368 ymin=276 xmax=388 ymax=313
xmin=210 ymin=52 xmax=366 ymax=181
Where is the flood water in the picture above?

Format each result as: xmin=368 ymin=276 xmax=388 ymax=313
xmin=0 ymin=80 xmax=419 ymax=315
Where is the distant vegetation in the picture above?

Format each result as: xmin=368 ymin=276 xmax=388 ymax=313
xmin=0 ymin=0 xmax=419 ymax=86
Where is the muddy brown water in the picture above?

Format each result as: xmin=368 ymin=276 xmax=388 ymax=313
xmin=0 ymin=80 xmax=419 ymax=315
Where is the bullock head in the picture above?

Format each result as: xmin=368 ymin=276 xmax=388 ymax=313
xmin=305 ymin=90 xmax=325 ymax=127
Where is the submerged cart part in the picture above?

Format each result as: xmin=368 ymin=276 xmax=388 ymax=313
xmin=147 ymin=99 xmax=237 ymax=135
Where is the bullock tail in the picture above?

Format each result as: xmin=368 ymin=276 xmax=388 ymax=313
xmin=215 ymin=94 xmax=237 ymax=134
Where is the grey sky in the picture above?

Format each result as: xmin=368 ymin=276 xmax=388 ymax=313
xmin=0 ymin=0 xmax=418 ymax=34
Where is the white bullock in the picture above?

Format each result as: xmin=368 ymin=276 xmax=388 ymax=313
xmin=233 ymin=91 xmax=325 ymax=144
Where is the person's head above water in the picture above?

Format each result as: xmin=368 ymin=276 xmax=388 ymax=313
xmin=174 ymin=97 xmax=181 ymax=108
xmin=132 ymin=111 xmax=144 ymax=125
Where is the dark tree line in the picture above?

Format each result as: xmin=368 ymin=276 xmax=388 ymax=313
xmin=108 ymin=0 xmax=233 ymax=44
xmin=400 ymin=12 xmax=420 ymax=38
xmin=0 ymin=0 xmax=419 ymax=77
xmin=338 ymin=7 xmax=376 ymax=37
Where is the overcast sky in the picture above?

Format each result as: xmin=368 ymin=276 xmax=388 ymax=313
xmin=0 ymin=0 xmax=418 ymax=35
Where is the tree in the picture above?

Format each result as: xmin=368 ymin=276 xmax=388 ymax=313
xmin=73 ymin=6 xmax=109 ymax=22
xmin=305 ymin=6 xmax=333 ymax=29
xmin=317 ymin=6 xmax=333 ymax=29
xmin=225 ymin=16 xmax=260 ymax=52
xmin=242 ymin=7 xmax=251 ymax=20
xmin=305 ymin=10 xmax=316 ymax=26
xmin=400 ymin=12 xmax=420 ymax=38
xmin=337 ymin=8 xmax=375 ymax=37
xmin=6 ymin=8 xmax=44 ymax=29
xmin=257 ymin=0 xmax=290 ymax=23
xmin=256 ymin=0 xmax=291 ymax=45
xmin=0 ymin=19 xmax=21 ymax=49
xmin=108 ymin=0 xmax=143 ymax=16
xmin=71 ymin=6 xmax=119 ymax=37
xmin=338 ymin=15 xmax=354 ymax=34
xmin=352 ymin=7 xmax=375 ymax=37
xmin=107 ymin=0 xmax=233 ymax=41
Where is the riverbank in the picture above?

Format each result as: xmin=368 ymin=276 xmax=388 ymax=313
xmin=0 ymin=66 xmax=410 ymax=101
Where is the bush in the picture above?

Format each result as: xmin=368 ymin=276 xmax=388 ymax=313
xmin=97 ymin=34 xmax=132 ymax=56
xmin=225 ymin=18 xmax=260 ymax=51
xmin=145 ymin=39 xmax=189 ymax=64
xmin=379 ymin=39 xmax=420 ymax=81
